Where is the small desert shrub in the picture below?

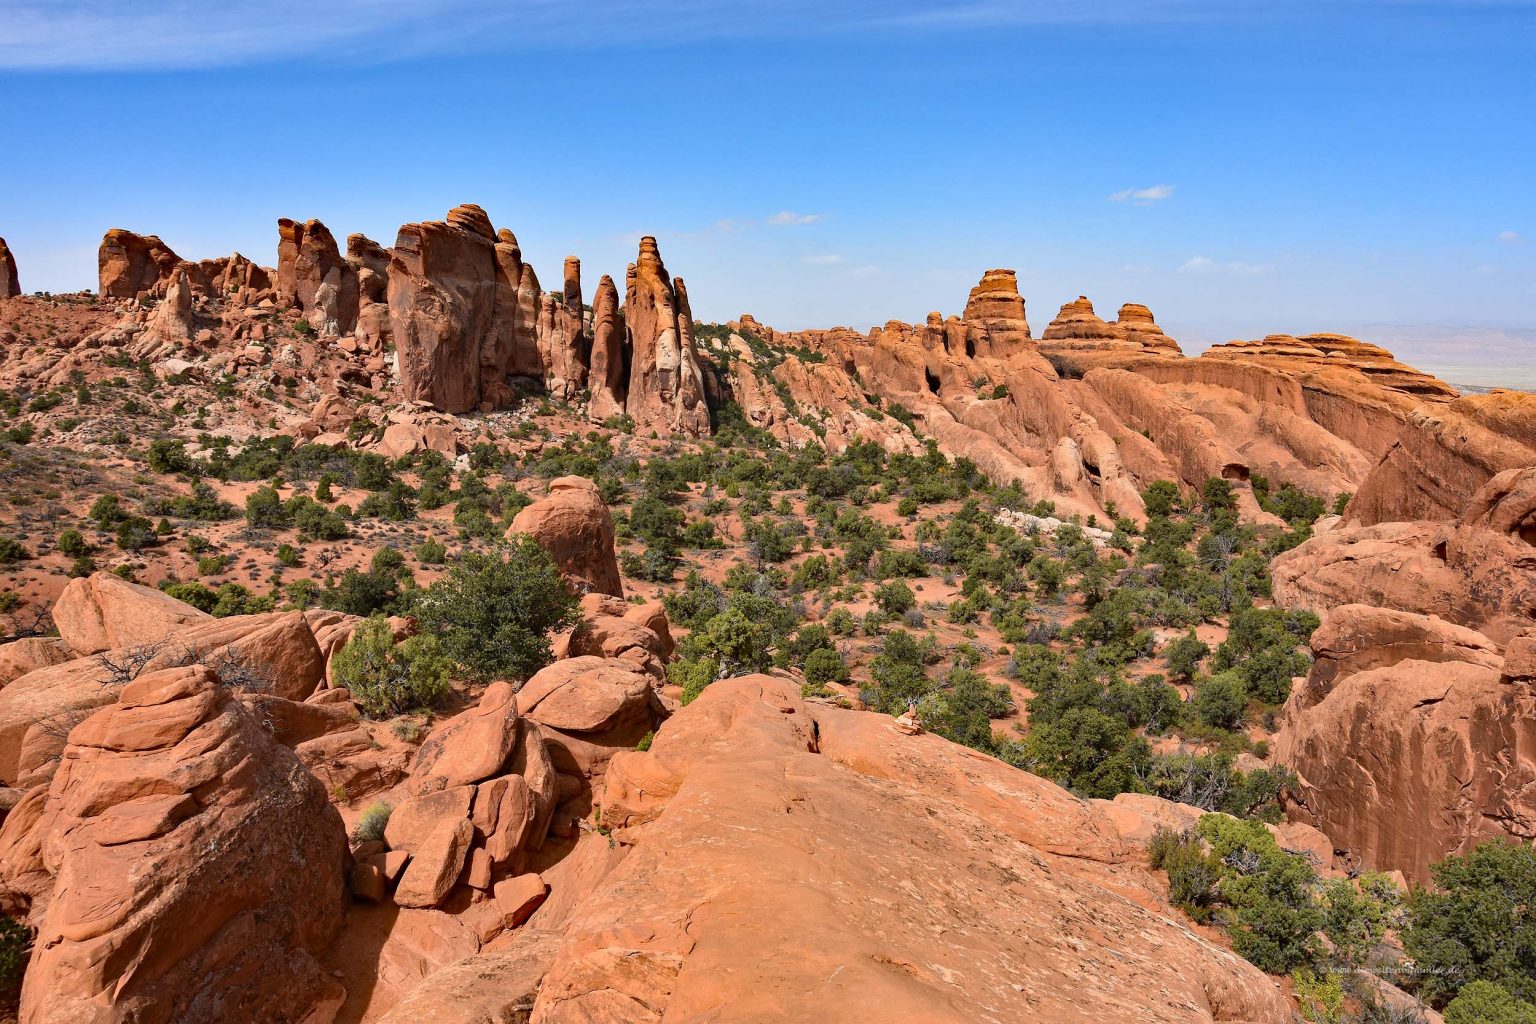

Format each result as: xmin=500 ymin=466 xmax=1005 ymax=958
xmin=803 ymin=647 xmax=850 ymax=687
xmin=332 ymin=616 xmax=453 ymax=719
xmin=414 ymin=538 xmax=446 ymax=564
xmin=0 ymin=915 xmax=32 ymax=991
xmin=352 ymin=802 xmax=391 ymax=843
xmin=0 ymin=537 xmax=29 ymax=565
xmin=1148 ymin=827 xmax=1219 ymax=922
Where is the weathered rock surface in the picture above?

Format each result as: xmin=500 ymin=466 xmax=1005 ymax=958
xmin=0 ymin=606 xmax=328 ymax=786
xmin=538 ymin=675 xmax=1288 ymax=1023
xmin=390 ymin=205 xmax=589 ymax=414
xmin=0 ymin=665 xmax=348 ymax=1023
xmin=508 ymin=476 xmax=623 ymax=597
xmin=1203 ymin=333 xmax=1457 ymax=403
xmin=374 ymin=927 xmax=562 ymax=1024
xmin=390 ymin=205 xmax=501 ymax=414
xmin=0 ymin=638 xmax=72 ymax=687
xmin=1273 ymin=622 xmax=1534 ymax=883
xmin=540 ymin=256 xmax=587 ymax=401
xmin=1039 ymin=295 xmax=1181 ymax=368
xmin=1347 ymin=390 xmax=1536 ymax=525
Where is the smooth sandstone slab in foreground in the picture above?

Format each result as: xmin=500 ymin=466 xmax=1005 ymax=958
xmin=530 ymin=675 xmax=1288 ymax=1024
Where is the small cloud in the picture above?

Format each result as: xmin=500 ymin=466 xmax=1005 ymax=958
xmin=1498 ymin=230 xmax=1522 ymax=243
xmin=1108 ymin=184 xmax=1175 ymax=205
xmin=801 ymin=254 xmax=844 ymax=266
xmin=847 ymin=265 xmax=880 ymax=279
xmin=768 ymin=211 xmax=824 ymax=226
xmin=1180 ymin=256 xmax=1271 ymax=276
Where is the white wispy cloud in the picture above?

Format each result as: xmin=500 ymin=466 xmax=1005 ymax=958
xmin=1108 ymin=184 xmax=1175 ymax=205
xmin=2 ymin=1 xmax=1294 ymax=70
xmin=1179 ymin=256 xmax=1271 ymax=275
xmin=1498 ymin=230 xmax=1522 ymax=243
xmin=801 ymin=254 xmax=845 ymax=265
xmin=768 ymin=211 xmax=825 ymax=226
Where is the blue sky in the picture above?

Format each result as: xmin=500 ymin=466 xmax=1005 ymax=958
xmin=2 ymin=1 xmax=1532 ymax=370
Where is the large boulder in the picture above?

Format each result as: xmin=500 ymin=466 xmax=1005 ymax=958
xmin=559 ymin=594 xmax=671 ymax=679
xmin=516 ymin=656 xmax=665 ymax=782
xmin=372 ymin=682 xmax=561 ymax=910
xmin=1274 ymin=655 xmax=1520 ymax=884
xmin=0 ymin=665 xmax=348 ymax=1023
xmin=0 ymin=611 xmax=327 ymax=786
xmin=507 ymin=476 xmax=623 ymax=598
xmin=0 ymin=638 xmax=72 ymax=687
xmin=374 ymin=927 xmax=562 ymax=1024
xmin=52 ymin=571 xmax=211 ymax=656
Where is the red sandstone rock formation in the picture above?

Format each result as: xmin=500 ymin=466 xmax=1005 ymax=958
xmin=52 ymin=570 xmax=210 ymax=655
xmin=1040 ymin=295 xmax=1182 ymax=369
xmin=0 ymin=665 xmax=348 ymax=1023
xmin=276 ymin=217 xmax=358 ymax=336
xmin=517 ymin=653 xmax=666 ymax=786
xmin=1273 ymin=467 xmax=1536 ymax=644
xmin=1347 ymin=390 xmax=1536 ymax=525
xmin=139 ymin=262 xmax=197 ymax=356
xmin=539 ymin=256 xmax=587 ymax=400
xmin=961 ymin=268 xmax=1032 ymax=354
xmin=1114 ymin=302 xmax=1181 ymax=354
xmin=1203 ymin=333 xmax=1457 ymax=403
xmin=390 ymin=205 xmax=591 ymax=414
xmin=0 ymin=580 xmax=328 ymax=788
xmin=97 ymin=228 xmax=182 ymax=299
xmin=0 ymin=237 xmax=20 ymax=298
xmin=1274 ymin=609 xmax=1536 ymax=883
xmin=389 ymin=205 xmax=500 ymax=414
xmin=622 ymin=237 xmax=710 ymax=438
xmin=210 ymin=251 xmax=271 ymax=299
xmin=586 ymin=273 xmax=626 ymax=422
xmin=347 ymin=232 xmax=391 ymax=304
